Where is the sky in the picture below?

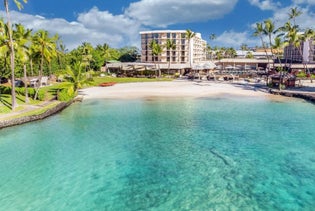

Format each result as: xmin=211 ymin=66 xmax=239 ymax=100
xmin=1 ymin=0 xmax=315 ymax=51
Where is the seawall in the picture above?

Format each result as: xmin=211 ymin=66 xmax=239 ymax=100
xmin=269 ymin=89 xmax=315 ymax=103
xmin=0 ymin=101 xmax=71 ymax=129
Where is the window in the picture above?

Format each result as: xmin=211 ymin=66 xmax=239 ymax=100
xmin=167 ymin=33 xmax=170 ymax=38
xmin=153 ymin=33 xmax=159 ymax=39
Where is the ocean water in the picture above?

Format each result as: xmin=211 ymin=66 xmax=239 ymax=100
xmin=0 ymin=96 xmax=314 ymax=210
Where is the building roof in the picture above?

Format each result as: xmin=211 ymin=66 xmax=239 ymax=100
xmin=218 ymin=58 xmax=271 ymax=64
xmin=139 ymin=30 xmax=187 ymax=34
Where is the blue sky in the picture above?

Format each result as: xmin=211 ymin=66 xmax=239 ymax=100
xmin=3 ymin=0 xmax=315 ymax=50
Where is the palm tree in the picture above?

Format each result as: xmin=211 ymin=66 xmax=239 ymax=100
xmin=32 ymin=30 xmax=57 ymax=100
xmin=55 ymin=34 xmax=67 ymax=70
xmin=206 ymin=44 xmax=213 ymax=60
xmin=278 ymin=21 xmax=298 ymax=66
xmin=253 ymin=22 xmax=271 ymax=85
xmin=253 ymin=22 xmax=270 ymax=65
xmin=240 ymin=43 xmax=249 ymax=51
xmin=165 ymin=39 xmax=176 ymax=76
xmin=13 ymin=23 xmax=32 ymax=103
xmin=3 ymin=0 xmax=28 ymax=110
xmin=185 ymin=29 xmax=196 ymax=69
xmin=272 ymin=36 xmax=285 ymax=69
xmin=79 ymin=42 xmax=94 ymax=72
xmin=209 ymin=33 xmax=216 ymax=41
xmin=288 ymin=7 xmax=302 ymax=27
xmin=263 ymin=19 xmax=276 ymax=70
xmin=226 ymin=47 xmax=237 ymax=58
xmin=64 ymin=62 xmax=93 ymax=92
xmin=149 ymin=40 xmax=163 ymax=77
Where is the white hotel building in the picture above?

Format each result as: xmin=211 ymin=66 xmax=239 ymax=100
xmin=140 ymin=30 xmax=207 ymax=66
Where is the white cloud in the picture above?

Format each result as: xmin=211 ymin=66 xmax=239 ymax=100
xmin=125 ymin=0 xmax=238 ymax=27
xmin=248 ymin=0 xmax=281 ymax=10
xmin=0 ymin=0 xmax=241 ymax=50
xmin=3 ymin=0 xmax=312 ymax=52
xmin=293 ymin=0 xmax=315 ymax=4
xmin=214 ymin=31 xmax=260 ymax=48
xmin=1 ymin=8 xmax=141 ymax=50
xmin=269 ymin=6 xmax=315 ymax=30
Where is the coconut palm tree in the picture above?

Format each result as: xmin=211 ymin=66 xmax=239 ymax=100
xmin=263 ymin=19 xmax=276 ymax=70
xmin=240 ymin=43 xmax=249 ymax=51
xmin=4 ymin=0 xmax=28 ymax=110
xmin=209 ymin=33 xmax=216 ymax=41
xmin=272 ymin=36 xmax=285 ymax=68
xmin=185 ymin=29 xmax=196 ymax=69
xmin=206 ymin=44 xmax=213 ymax=60
xmin=3 ymin=0 xmax=27 ymax=110
xmin=288 ymin=7 xmax=302 ymax=27
xmin=96 ymin=43 xmax=110 ymax=63
xmin=149 ymin=40 xmax=163 ymax=77
xmin=253 ymin=22 xmax=270 ymax=66
xmin=64 ymin=61 xmax=93 ymax=92
xmin=13 ymin=23 xmax=32 ymax=103
xmin=165 ymin=39 xmax=176 ymax=76
xmin=278 ymin=21 xmax=298 ymax=66
xmin=55 ymin=34 xmax=67 ymax=70
xmin=32 ymin=30 xmax=57 ymax=99
xmin=79 ymin=42 xmax=94 ymax=72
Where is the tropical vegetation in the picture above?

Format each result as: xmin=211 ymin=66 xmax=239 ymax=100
xmin=253 ymin=7 xmax=315 ymax=89
xmin=0 ymin=1 xmax=140 ymax=112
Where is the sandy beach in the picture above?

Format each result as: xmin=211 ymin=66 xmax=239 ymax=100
xmin=79 ymin=80 xmax=272 ymax=99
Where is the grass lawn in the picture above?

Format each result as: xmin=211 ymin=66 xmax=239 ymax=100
xmin=0 ymin=94 xmax=38 ymax=114
xmin=0 ymin=82 xmax=68 ymax=114
xmin=0 ymin=101 xmax=61 ymax=121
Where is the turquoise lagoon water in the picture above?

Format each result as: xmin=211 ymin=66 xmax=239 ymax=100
xmin=0 ymin=96 xmax=314 ymax=210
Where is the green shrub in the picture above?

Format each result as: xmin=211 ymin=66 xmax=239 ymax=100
xmin=37 ymin=89 xmax=47 ymax=101
xmin=28 ymin=88 xmax=35 ymax=97
xmin=296 ymin=72 xmax=306 ymax=78
xmin=0 ymin=86 xmax=11 ymax=94
xmin=57 ymin=86 xmax=75 ymax=102
xmin=15 ymin=87 xmax=37 ymax=98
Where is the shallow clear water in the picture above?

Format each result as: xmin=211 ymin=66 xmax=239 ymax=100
xmin=0 ymin=96 xmax=314 ymax=210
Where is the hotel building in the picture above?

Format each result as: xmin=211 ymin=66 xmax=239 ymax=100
xmin=139 ymin=30 xmax=207 ymax=65
xmin=284 ymin=39 xmax=315 ymax=63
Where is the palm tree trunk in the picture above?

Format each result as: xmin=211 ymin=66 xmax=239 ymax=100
xmin=4 ymin=0 xmax=17 ymax=111
xmin=30 ymin=58 xmax=33 ymax=76
xmin=34 ymin=54 xmax=44 ymax=100
xmin=23 ymin=64 xmax=29 ymax=103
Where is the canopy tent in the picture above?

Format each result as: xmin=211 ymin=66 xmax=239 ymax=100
xmin=192 ymin=62 xmax=217 ymax=70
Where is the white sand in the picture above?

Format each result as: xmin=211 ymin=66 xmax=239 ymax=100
xmin=79 ymin=81 xmax=272 ymax=100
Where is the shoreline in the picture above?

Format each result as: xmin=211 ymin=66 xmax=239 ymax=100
xmin=1 ymin=80 xmax=314 ymax=129
xmin=79 ymin=80 xmax=272 ymax=100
